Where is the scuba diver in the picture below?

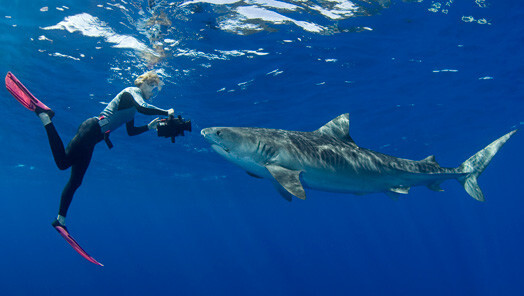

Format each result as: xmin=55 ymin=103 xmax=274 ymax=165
xmin=42 ymin=71 xmax=174 ymax=229
xmin=5 ymin=71 xmax=190 ymax=265
xmin=5 ymin=71 xmax=191 ymax=228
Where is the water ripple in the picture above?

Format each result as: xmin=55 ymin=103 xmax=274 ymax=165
xmin=180 ymin=0 xmax=384 ymax=35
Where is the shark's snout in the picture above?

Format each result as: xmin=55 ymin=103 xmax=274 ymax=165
xmin=201 ymin=127 xmax=216 ymax=140
xmin=201 ymin=127 xmax=230 ymax=153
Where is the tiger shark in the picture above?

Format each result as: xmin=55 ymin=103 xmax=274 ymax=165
xmin=201 ymin=114 xmax=516 ymax=202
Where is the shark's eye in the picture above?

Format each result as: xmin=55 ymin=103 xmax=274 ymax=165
xmin=216 ymin=131 xmax=221 ymax=136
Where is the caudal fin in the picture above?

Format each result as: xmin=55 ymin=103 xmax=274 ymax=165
xmin=458 ymin=130 xmax=517 ymax=201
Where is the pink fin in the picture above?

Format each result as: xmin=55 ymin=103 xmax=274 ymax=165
xmin=5 ymin=72 xmax=51 ymax=112
xmin=54 ymin=226 xmax=104 ymax=266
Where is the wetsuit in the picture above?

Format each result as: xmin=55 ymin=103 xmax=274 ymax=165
xmin=44 ymin=87 xmax=168 ymax=217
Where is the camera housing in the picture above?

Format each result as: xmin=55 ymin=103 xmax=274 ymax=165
xmin=157 ymin=115 xmax=192 ymax=143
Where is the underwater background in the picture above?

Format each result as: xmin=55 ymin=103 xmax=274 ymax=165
xmin=0 ymin=0 xmax=523 ymax=295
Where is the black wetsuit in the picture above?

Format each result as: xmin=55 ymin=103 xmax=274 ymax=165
xmin=44 ymin=90 xmax=168 ymax=217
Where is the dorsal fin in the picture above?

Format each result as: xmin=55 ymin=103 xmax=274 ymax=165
xmin=314 ymin=113 xmax=355 ymax=143
xmin=420 ymin=155 xmax=438 ymax=164
xmin=422 ymin=155 xmax=435 ymax=162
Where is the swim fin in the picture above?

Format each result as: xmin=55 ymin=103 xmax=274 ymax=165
xmin=52 ymin=222 xmax=104 ymax=266
xmin=5 ymin=72 xmax=54 ymax=117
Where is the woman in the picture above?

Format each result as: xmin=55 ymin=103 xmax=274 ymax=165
xmin=34 ymin=71 xmax=174 ymax=228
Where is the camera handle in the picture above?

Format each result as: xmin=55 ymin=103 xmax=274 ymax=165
xmin=168 ymin=114 xmax=176 ymax=143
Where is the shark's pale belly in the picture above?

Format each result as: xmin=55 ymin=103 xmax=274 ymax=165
xmin=300 ymin=168 xmax=396 ymax=194
xmin=301 ymin=172 xmax=376 ymax=194
xmin=299 ymin=167 xmax=460 ymax=195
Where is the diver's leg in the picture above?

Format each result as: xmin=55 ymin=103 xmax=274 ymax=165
xmin=38 ymin=112 xmax=71 ymax=170
xmin=56 ymin=146 xmax=95 ymax=222
xmin=51 ymin=118 xmax=102 ymax=227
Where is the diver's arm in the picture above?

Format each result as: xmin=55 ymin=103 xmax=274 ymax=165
xmin=119 ymin=91 xmax=169 ymax=116
xmin=126 ymin=119 xmax=149 ymax=136
xmin=131 ymin=94 xmax=169 ymax=116
xmin=135 ymin=101 xmax=169 ymax=116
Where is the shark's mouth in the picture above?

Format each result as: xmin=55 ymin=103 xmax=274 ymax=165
xmin=211 ymin=144 xmax=230 ymax=153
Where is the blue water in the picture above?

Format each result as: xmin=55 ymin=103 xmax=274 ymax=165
xmin=1 ymin=1 xmax=523 ymax=295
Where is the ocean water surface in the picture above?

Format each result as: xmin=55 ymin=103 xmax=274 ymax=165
xmin=0 ymin=0 xmax=523 ymax=295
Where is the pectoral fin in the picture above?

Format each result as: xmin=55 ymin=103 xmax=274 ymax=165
xmin=265 ymin=164 xmax=306 ymax=200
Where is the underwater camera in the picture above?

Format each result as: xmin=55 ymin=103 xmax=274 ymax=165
xmin=157 ymin=115 xmax=192 ymax=143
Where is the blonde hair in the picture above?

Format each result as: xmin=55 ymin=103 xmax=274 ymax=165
xmin=134 ymin=71 xmax=164 ymax=90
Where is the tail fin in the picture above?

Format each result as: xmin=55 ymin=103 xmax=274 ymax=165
xmin=458 ymin=130 xmax=517 ymax=201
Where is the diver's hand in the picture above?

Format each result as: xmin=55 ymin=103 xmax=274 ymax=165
xmin=148 ymin=118 xmax=160 ymax=130
xmin=167 ymin=108 xmax=174 ymax=117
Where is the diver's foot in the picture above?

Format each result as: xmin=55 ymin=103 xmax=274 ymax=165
xmin=51 ymin=218 xmax=66 ymax=230
xmin=35 ymin=105 xmax=55 ymax=119
xmin=36 ymin=106 xmax=54 ymax=126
